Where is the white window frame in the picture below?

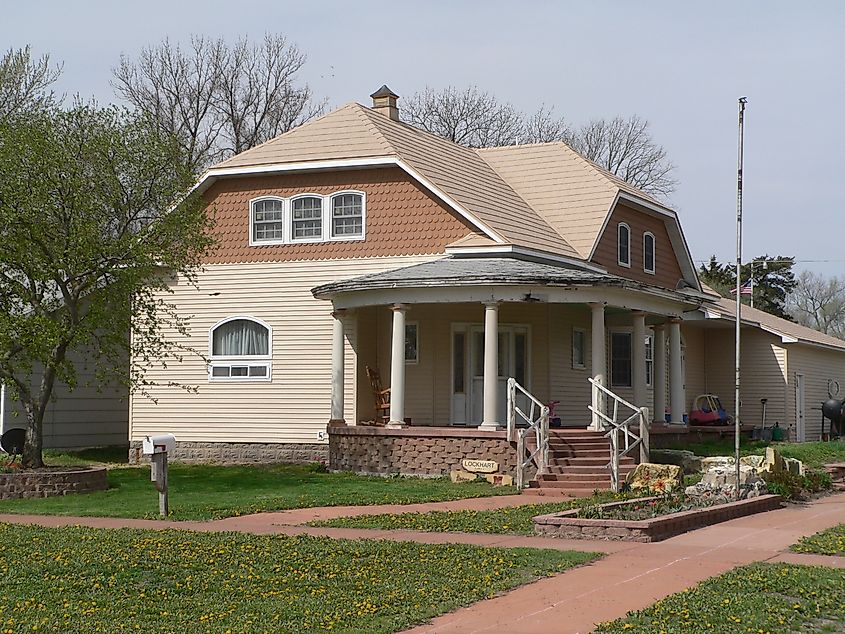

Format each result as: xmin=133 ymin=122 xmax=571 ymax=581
xmin=289 ymin=193 xmax=325 ymax=243
xmin=405 ymin=321 xmax=419 ymax=364
xmin=329 ymin=190 xmax=367 ymax=241
xmin=249 ymin=196 xmax=287 ymax=246
xmin=617 ymin=222 xmax=631 ymax=267
xmin=610 ymin=330 xmax=633 ymax=389
xmin=643 ymin=231 xmax=656 ymax=274
xmin=572 ymin=327 xmax=587 ymax=370
xmin=208 ymin=315 xmax=273 ymax=382
xmin=249 ymin=191 xmax=366 ymax=247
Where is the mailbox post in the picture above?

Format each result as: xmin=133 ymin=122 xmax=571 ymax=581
xmin=142 ymin=434 xmax=176 ymax=517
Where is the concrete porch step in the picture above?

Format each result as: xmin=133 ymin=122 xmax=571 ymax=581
xmin=538 ymin=473 xmax=616 ymax=483
xmin=547 ymin=457 xmax=635 ymax=467
xmin=545 ymin=464 xmax=635 ymax=475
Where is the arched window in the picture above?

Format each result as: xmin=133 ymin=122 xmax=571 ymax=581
xmin=331 ymin=192 xmax=365 ymax=238
xmin=251 ymin=198 xmax=285 ymax=243
xmin=617 ymin=223 xmax=631 ymax=267
xmin=209 ymin=317 xmax=272 ymax=381
xmin=643 ymin=232 xmax=656 ymax=274
xmin=291 ymin=195 xmax=323 ymax=240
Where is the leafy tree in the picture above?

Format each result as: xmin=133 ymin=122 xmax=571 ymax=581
xmin=698 ymin=255 xmax=797 ymax=320
xmin=402 ymin=85 xmax=675 ymax=196
xmin=113 ymin=34 xmax=322 ymax=173
xmin=0 ymin=104 xmax=212 ymax=467
xmin=789 ymin=270 xmax=845 ymax=338
xmin=0 ymin=46 xmax=62 ymax=123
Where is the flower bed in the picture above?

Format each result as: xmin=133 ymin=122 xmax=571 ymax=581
xmin=533 ymin=494 xmax=782 ymax=542
xmin=0 ymin=466 xmax=108 ymax=499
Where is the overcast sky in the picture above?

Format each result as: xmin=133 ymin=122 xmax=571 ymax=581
xmin=4 ymin=1 xmax=843 ymax=275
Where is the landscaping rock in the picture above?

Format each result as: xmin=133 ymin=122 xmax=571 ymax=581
xmin=784 ymin=457 xmax=805 ymax=476
xmin=699 ymin=456 xmax=735 ymax=472
xmin=450 ymin=469 xmax=478 ymax=483
xmin=764 ymin=447 xmax=784 ymax=473
xmin=686 ymin=464 xmax=767 ymax=502
xmin=626 ymin=463 xmax=683 ymax=493
xmin=650 ymin=449 xmax=702 ymax=474
xmin=739 ymin=455 xmax=766 ymax=469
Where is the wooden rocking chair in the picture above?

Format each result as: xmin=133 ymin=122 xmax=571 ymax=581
xmin=365 ymin=365 xmax=391 ymax=425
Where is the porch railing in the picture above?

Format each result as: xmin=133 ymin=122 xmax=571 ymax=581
xmin=587 ymin=378 xmax=650 ymax=492
xmin=507 ymin=378 xmax=550 ymax=489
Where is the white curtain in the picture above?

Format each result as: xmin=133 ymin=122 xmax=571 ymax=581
xmin=213 ymin=320 xmax=268 ymax=356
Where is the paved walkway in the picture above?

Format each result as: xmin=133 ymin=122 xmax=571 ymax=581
xmin=1 ymin=493 xmax=844 ymax=633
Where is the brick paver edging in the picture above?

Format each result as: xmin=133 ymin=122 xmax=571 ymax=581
xmin=533 ymin=494 xmax=783 ymax=542
xmin=0 ymin=467 xmax=108 ymax=500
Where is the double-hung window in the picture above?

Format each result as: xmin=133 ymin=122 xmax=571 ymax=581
xmin=331 ymin=193 xmax=364 ymax=238
xmin=252 ymin=198 xmax=285 ymax=243
xmin=617 ymin=223 xmax=631 ymax=267
xmin=643 ymin=232 xmax=656 ymax=274
xmin=645 ymin=333 xmax=654 ymax=386
xmin=291 ymin=196 xmax=323 ymax=240
xmin=209 ymin=317 xmax=272 ymax=381
xmin=610 ymin=332 xmax=632 ymax=388
xmin=572 ymin=327 xmax=586 ymax=369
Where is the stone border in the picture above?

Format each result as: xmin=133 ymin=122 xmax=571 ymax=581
xmin=533 ymin=494 xmax=782 ymax=542
xmin=0 ymin=467 xmax=108 ymax=500
xmin=128 ymin=441 xmax=328 ymax=465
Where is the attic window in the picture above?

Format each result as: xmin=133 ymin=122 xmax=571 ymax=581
xmin=291 ymin=196 xmax=323 ymax=240
xmin=617 ymin=223 xmax=631 ymax=267
xmin=643 ymin=232 xmax=656 ymax=274
xmin=331 ymin=193 xmax=364 ymax=238
xmin=249 ymin=191 xmax=366 ymax=246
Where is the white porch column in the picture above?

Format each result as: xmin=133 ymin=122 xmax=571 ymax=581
xmin=330 ymin=310 xmax=346 ymax=424
xmin=388 ymin=304 xmax=408 ymax=427
xmin=669 ymin=317 xmax=685 ymax=424
xmin=480 ymin=301 xmax=501 ymax=430
xmin=653 ymin=324 xmax=667 ymax=424
xmin=632 ymin=311 xmax=647 ymax=410
xmin=589 ymin=302 xmax=606 ymax=431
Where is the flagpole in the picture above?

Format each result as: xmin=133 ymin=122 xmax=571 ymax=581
xmin=735 ymin=97 xmax=747 ymax=500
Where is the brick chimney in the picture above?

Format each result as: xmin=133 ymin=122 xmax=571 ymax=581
xmin=370 ymin=85 xmax=400 ymax=121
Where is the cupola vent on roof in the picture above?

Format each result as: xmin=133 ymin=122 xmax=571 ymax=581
xmin=370 ymin=84 xmax=400 ymax=121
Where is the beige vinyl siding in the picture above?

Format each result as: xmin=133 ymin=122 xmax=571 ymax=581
xmin=698 ymin=326 xmax=788 ymax=428
xmin=549 ymin=304 xmax=593 ymax=426
xmin=786 ymin=344 xmax=845 ymax=441
xmin=129 ymin=255 xmax=439 ymax=444
xmin=682 ymin=327 xmax=707 ymax=416
xmin=2 ymin=347 xmax=128 ymax=449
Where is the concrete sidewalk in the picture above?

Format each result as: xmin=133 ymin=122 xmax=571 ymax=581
xmin=1 ymin=494 xmax=844 ymax=633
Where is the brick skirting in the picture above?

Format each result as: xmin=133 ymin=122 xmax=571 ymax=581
xmin=533 ymin=494 xmax=783 ymax=542
xmin=329 ymin=426 xmax=517 ymax=477
xmin=128 ymin=441 xmax=328 ymax=465
xmin=0 ymin=467 xmax=108 ymax=500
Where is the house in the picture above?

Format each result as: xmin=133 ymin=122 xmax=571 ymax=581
xmin=127 ymin=86 xmax=845 ymax=484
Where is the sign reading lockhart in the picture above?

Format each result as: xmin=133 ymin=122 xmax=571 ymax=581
xmin=461 ymin=459 xmax=498 ymax=473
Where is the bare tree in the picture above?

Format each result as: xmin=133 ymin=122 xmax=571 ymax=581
xmin=403 ymin=85 xmax=674 ymax=197
xmin=568 ymin=116 xmax=676 ymax=198
xmin=789 ymin=270 xmax=845 ymax=338
xmin=113 ymin=34 xmax=321 ymax=173
xmin=403 ymin=86 xmax=526 ymax=148
xmin=0 ymin=46 xmax=62 ymax=122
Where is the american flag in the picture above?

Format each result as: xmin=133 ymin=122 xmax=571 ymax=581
xmin=730 ymin=279 xmax=753 ymax=296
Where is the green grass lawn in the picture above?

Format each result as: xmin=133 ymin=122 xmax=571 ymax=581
xmin=0 ymin=523 xmax=599 ymax=633
xmin=0 ymin=462 xmax=516 ymax=521
xmin=665 ymin=438 xmax=845 ymax=469
xmin=792 ymin=524 xmax=845 ymax=556
xmin=595 ymin=562 xmax=845 ymax=633
xmin=311 ymin=491 xmax=629 ymax=535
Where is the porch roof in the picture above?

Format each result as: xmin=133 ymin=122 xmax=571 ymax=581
xmin=312 ymin=256 xmax=684 ymax=299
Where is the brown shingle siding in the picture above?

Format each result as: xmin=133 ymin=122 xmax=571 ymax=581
xmin=202 ymin=167 xmax=476 ymax=264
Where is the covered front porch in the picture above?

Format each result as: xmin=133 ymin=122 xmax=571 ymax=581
xmin=316 ymin=257 xmax=702 ymax=436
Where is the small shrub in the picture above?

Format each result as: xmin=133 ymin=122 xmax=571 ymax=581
xmin=763 ymin=469 xmax=831 ymax=500
xmin=802 ymin=470 xmax=833 ymax=493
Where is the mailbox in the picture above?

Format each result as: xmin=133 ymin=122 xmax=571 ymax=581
xmin=142 ymin=433 xmax=176 ymax=455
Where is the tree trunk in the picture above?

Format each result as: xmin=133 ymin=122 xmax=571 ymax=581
xmin=22 ymin=401 xmax=44 ymax=468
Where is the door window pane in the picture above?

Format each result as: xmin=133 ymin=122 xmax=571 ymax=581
xmin=453 ymin=332 xmax=465 ymax=393
xmin=404 ymin=323 xmax=418 ymax=363
xmin=514 ymin=332 xmax=527 ymax=385
xmin=572 ymin=328 xmax=586 ymax=369
xmin=611 ymin=332 xmax=632 ymax=388
xmin=472 ymin=331 xmax=484 ymax=376
xmin=497 ymin=332 xmax=510 ymax=378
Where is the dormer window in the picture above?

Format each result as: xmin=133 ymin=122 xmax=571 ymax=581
xmin=617 ymin=223 xmax=631 ymax=267
xmin=643 ymin=232 xmax=656 ymax=274
xmin=249 ymin=191 xmax=366 ymax=246
xmin=291 ymin=196 xmax=323 ymax=240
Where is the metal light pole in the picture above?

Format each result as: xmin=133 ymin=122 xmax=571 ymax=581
xmin=735 ymin=97 xmax=747 ymax=500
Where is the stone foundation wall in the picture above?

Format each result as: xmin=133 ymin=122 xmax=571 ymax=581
xmin=0 ymin=467 xmax=108 ymax=500
xmin=128 ymin=441 xmax=328 ymax=465
xmin=329 ymin=426 xmax=517 ymax=477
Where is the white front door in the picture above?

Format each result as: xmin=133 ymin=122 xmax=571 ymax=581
xmin=450 ymin=325 xmax=528 ymax=425
xmin=795 ymin=373 xmax=806 ymax=442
